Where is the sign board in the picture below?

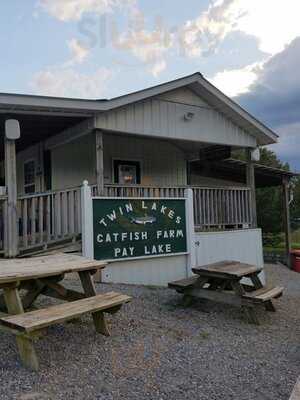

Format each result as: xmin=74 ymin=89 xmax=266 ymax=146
xmin=92 ymin=197 xmax=187 ymax=261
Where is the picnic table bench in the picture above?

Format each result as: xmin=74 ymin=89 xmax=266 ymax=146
xmin=0 ymin=254 xmax=131 ymax=371
xmin=169 ymin=260 xmax=283 ymax=324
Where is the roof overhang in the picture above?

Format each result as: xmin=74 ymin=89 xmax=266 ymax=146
xmin=0 ymin=72 xmax=278 ymax=146
xmin=0 ymin=92 xmax=106 ymax=117
xmin=191 ymin=158 xmax=297 ymax=187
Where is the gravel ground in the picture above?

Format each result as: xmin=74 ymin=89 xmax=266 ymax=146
xmin=0 ymin=263 xmax=299 ymax=400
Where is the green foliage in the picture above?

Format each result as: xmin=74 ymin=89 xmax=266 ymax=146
xmin=262 ymin=232 xmax=283 ymax=247
xmin=233 ymin=147 xmax=300 ymax=239
xmin=290 ymin=176 xmax=300 ymax=221
xmin=259 ymin=147 xmax=290 ymax=170
xmin=256 ymin=186 xmax=282 ymax=233
xmin=255 ymin=148 xmax=287 ymax=234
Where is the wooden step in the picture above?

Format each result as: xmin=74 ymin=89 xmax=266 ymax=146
xmin=242 ymin=286 xmax=284 ymax=302
xmin=0 ymin=292 xmax=131 ymax=333
xmin=168 ymin=276 xmax=199 ymax=291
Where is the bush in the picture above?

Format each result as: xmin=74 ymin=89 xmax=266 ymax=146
xmin=263 ymin=233 xmax=283 ymax=248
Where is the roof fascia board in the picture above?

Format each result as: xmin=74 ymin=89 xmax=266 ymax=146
xmin=0 ymin=107 xmax=93 ymax=118
xmin=105 ymin=73 xmax=202 ymax=110
xmin=196 ymin=76 xmax=278 ymax=144
xmin=0 ymin=73 xmax=202 ymax=114
xmin=0 ymin=93 xmax=107 ymax=114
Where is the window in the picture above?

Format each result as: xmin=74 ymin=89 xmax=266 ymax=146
xmin=24 ymin=160 xmax=36 ymax=194
xmin=113 ymin=160 xmax=141 ymax=184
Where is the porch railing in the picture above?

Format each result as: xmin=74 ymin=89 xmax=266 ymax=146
xmin=92 ymin=184 xmax=186 ymax=198
xmin=12 ymin=184 xmax=252 ymax=254
xmin=192 ymin=187 xmax=252 ymax=230
xmin=17 ymin=187 xmax=82 ymax=252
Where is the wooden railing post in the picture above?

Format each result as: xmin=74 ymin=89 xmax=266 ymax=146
xmin=4 ymin=119 xmax=20 ymax=258
xmin=246 ymin=149 xmax=257 ymax=228
xmin=95 ymin=129 xmax=104 ymax=196
xmin=282 ymin=178 xmax=292 ymax=268
xmin=81 ymin=181 xmax=93 ymax=259
xmin=185 ymin=188 xmax=196 ymax=277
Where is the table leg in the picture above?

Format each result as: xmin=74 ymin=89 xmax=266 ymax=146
xmin=230 ymin=280 xmax=260 ymax=325
xmin=78 ymin=271 xmax=110 ymax=336
xmin=3 ymin=286 xmax=39 ymax=371
xmin=183 ymin=277 xmax=209 ymax=307
xmin=0 ymin=293 xmax=7 ymax=312
xmin=182 ymin=294 xmax=194 ymax=307
xmin=250 ymin=273 xmax=276 ymax=312
xmin=21 ymin=280 xmax=46 ymax=310
xmin=42 ymin=280 xmax=86 ymax=302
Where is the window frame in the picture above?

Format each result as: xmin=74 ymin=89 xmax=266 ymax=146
xmin=112 ymin=158 xmax=142 ymax=185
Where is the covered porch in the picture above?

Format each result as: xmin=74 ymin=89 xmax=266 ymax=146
xmin=0 ymin=124 xmax=257 ymax=258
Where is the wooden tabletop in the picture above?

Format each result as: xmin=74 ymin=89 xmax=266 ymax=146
xmin=0 ymin=254 xmax=106 ymax=285
xmin=192 ymin=260 xmax=262 ymax=279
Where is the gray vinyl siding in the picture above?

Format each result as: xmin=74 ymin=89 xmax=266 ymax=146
xmin=157 ymin=87 xmax=209 ymax=107
xmin=96 ymin=92 xmax=256 ymax=148
xmin=51 ymin=133 xmax=96 ymax=190
xmin=50 ymin=133 xmax=187 ymax=191
xmin=103 ymin=134 xmax=187 ymax=186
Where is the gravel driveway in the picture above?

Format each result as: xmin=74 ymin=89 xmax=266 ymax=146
xmin=0 ymin=263 xmax=299 ymax=400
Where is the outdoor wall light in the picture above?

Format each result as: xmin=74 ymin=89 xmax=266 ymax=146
xmin=184 ymin=112 xmax=195 ymax=121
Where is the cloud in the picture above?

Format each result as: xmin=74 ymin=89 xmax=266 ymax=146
xmin=178 ymin=0 xmax=239 ymax=58
xmin=30 ymin=66 xmax=112 ymax=98
xmin=232 ymin=0 xmax=300 ymax=55
xmin=238 ymin=38 xmax=300 ymax=126
xmin=209 ymin=61 xmax=264 ymax=97
xmin=180 ymin=0 xmax=300 ymax=58
xmin=236 ymin=38 xmax=300 ymax=170
xmin=112 ymin=12 xmax=172 ymax=76
xmin=67 ymin=38 xmax=90 ymax=64
xmin=39 ymin=0 xmax=169 ymax=75
xmin=37 ymin=0 xmax=300 ymax=78
xmin=39 ymin=0 xmax=135 ymax=21
xmin=269 ymin=122 xmax=300 ymax=171
xmin=115 ymin=0 xmax=300 ymax=76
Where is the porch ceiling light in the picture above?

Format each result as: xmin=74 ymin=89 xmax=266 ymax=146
xmin=184 ymin=112 xmax=195 ymax=121
xmin=5 ymin=119 xmax=20 ymax=140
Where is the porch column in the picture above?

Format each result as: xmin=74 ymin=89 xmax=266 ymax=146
xmin=95 ymin=129 xmax=104 ymax=196
xmin=282 ymin=177 xmax=292 ymax=268
xmin=4 ymin=119 xmax=20 ymax=258
xmin=246 ymin=149 xmax=257 ymax=228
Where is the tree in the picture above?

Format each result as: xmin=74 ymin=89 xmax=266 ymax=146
xmin=256 ymin=148 xmax=286 ymax=234
xmin=256 ymin=148 xmax=300 ymax=238
xmin=290 ymin=176 xmax=300 ymax=223
xmin=233 ymin=147 xmax=299 ymax=235
xmin=258 ymin=147 xmax=289 ymax=170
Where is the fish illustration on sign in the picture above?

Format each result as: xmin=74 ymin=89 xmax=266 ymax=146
xmin=131 ymin=216 xmax=156 ymax=225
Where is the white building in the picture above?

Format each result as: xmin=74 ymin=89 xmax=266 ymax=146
xmin=0 ymin=72 xmax=294 ymax=283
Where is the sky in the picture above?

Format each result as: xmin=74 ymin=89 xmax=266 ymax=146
xmin=1 ymin=0 xmax=300 ymax=170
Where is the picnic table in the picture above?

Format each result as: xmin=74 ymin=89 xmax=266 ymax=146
xmin=0 ymin=254 xmax=131 ymax=371
xmin=169 ymin=260 xmax=283 ymax=324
